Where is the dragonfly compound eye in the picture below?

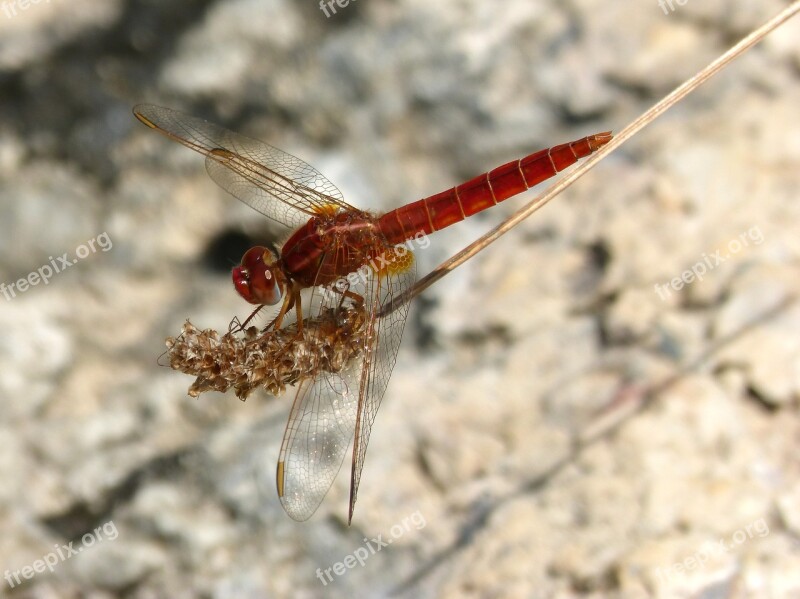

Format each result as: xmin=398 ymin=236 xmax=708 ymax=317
xmin=232 ymin=246 xmax=284 ymax=305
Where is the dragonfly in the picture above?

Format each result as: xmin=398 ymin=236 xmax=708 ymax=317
xmin=133 ymin=104 xmax=611 ymax=523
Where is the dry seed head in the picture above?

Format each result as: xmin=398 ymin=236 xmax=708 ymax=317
xmin=165 ymin=306 xmax=366 ymax=400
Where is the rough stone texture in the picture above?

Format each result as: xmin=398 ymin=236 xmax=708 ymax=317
xmin=1 ymin=1 xmax=799 ymax=597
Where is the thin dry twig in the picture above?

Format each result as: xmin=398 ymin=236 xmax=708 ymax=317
xmin=380 ymin=0 xmax=800 ymax=317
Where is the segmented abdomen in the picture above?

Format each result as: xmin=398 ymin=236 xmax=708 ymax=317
xmin=377 ymin=132 xmax=612 ymax=245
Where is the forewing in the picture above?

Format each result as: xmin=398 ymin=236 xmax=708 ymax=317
xmin=276 ymin=246 xmax=415 ymax=522
xmin=133 ymin=103 xmax=353 ymax=229
xmin=348 ymin=257 xmax=415 ymax=523
xmin=276 ymin=367 xmax=361 ymax=521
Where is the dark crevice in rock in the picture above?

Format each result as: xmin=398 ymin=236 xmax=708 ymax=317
xmin=42 ymin=447 xmax=198 ymax=542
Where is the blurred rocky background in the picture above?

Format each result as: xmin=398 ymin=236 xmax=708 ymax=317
xmin=1 ymin=0 xmax=799 ymax=597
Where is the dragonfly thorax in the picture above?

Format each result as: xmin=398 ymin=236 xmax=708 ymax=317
xmin=280 ymin=212 xmax=385 ymax=288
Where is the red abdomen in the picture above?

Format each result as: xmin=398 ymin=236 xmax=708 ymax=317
xmin=377 ymin=132 xmax=612 ymax=245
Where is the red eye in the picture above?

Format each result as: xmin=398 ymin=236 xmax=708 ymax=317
xmin=231 ymin=246 xmax=283 ymax=305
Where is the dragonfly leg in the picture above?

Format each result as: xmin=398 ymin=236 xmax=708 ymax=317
xmin=232 ymin=305 xmax=264 ymax=333
xmin=262 ymin=282 xmax=302 ymax=333
xmin=293 ymin=289 xmax=304 ymax=334
xmin=261 ymin=284 xmax=310 ymax=347
xmin=274 ymin=283 xmax=308 ymax=344
xmin=328 ymin=283 xmax=365 ymax=312
xmin=341 ymin=289 xmax=365 ymax=307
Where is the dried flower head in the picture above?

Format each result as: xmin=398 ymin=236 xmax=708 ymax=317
xmin=165 ymin=305 xmax=366 ymax=400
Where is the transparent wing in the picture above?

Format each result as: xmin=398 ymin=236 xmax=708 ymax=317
xmin=347 ymin=254 xmax=415 ymax=523
xmin=276 ymin=246 xmax=415 ymax=522
xmin=133 ymin=103 xmax=354 ymax=229
xmin=276 ymin=356 xmax=361 ymax=521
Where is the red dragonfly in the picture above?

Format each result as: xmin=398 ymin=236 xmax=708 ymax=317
xmin=133 ymin=104 xmax=611 ymax=523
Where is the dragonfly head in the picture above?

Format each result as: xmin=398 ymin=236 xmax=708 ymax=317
xmin=232 ymin=246 xmax=286 ymax=305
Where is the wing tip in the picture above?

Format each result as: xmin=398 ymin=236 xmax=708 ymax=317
xmin=132 ymin=106 xmax=157 ymax=130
